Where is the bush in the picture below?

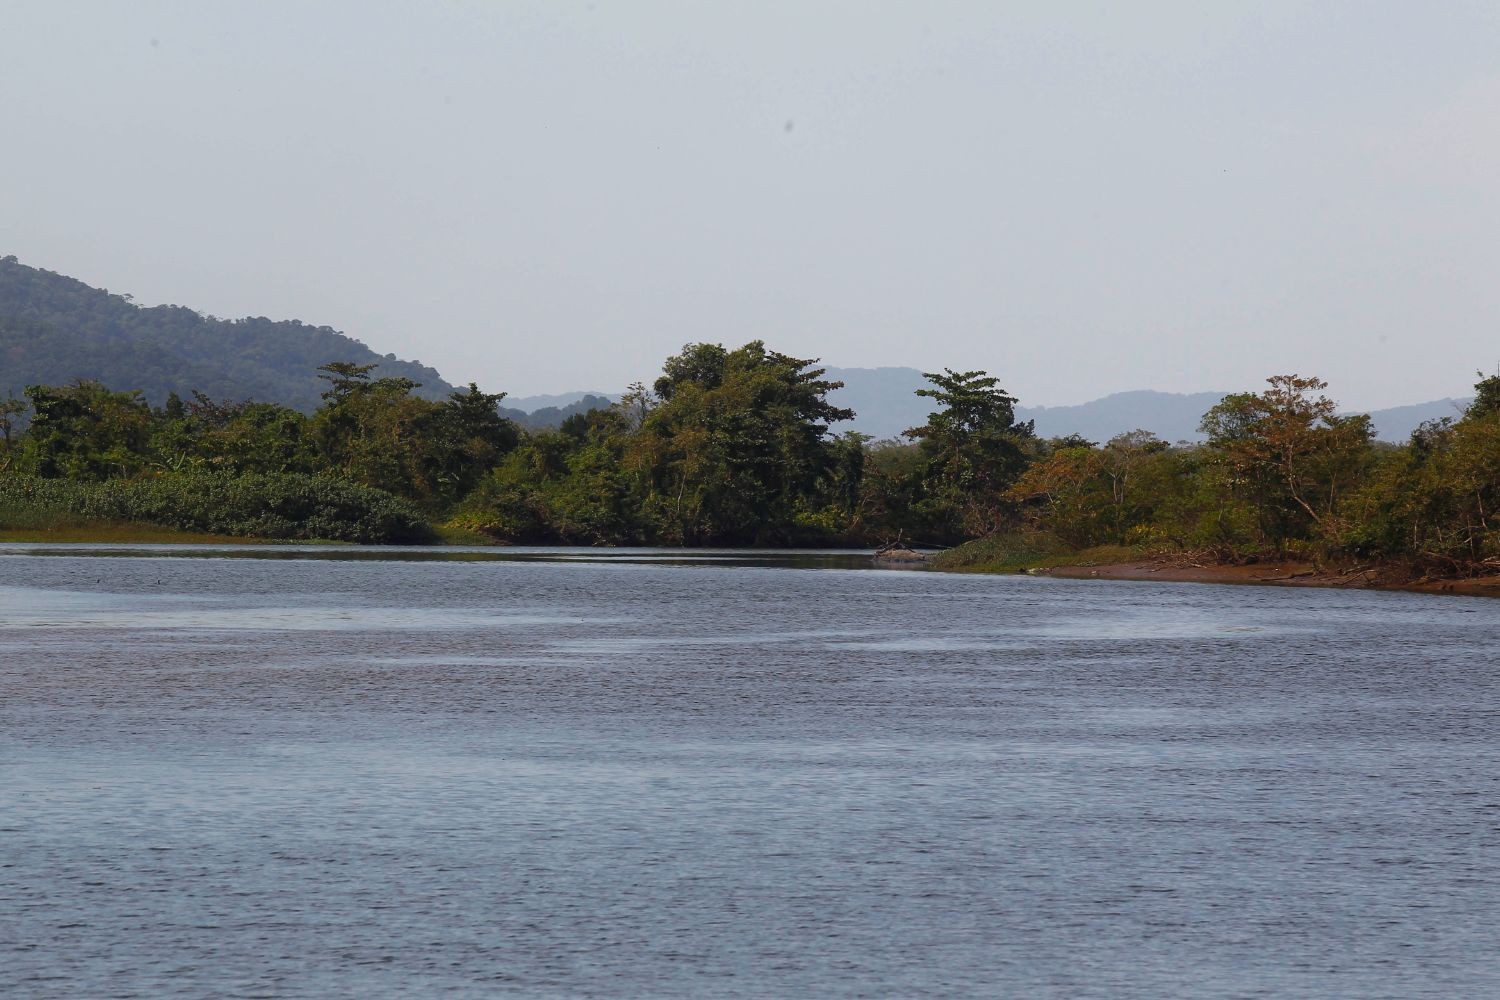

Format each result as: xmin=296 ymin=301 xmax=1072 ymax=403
xmin=928 ymin=531 xmax=1072 ymax=571
xmin=0 ymin=472 xmax=431 ymax=543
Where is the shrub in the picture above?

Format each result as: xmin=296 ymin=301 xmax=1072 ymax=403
xmin=928 ymin=531 xmax=1072 ymax=571
xmin=0 ymin=472 xmax=431 ymax=543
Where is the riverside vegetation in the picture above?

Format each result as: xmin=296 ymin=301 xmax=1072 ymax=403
xmin=3 ymin=340 xmax=1500 ymax=585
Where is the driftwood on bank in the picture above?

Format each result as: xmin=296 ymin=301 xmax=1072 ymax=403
xmin=873 ymin=542 xmax=930 ymax=563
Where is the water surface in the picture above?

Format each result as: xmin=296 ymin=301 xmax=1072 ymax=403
xmin=3 ymin=545 xmax=1497 ymax=997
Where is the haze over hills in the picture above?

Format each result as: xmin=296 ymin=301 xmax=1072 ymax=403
xmin=820 ymin=367 xmax=1469 ymax=443
xmin=823 ymin=366 xmax=1232 ymax=442
xmin=0 ymin=257 xmax=455 ymax=412
xmin=1362 ymin=398 xmax=1472 ymax=440
xmin=0 ymin=258 xmax=1470 ymax=441
xmin=505 ymin=391 xmax=615 ymax=412
xmin=493 ymin=368 xmax=1468 ymax=443
xmin=1017 ymin=390 xmax=1231 ymax=445
xmin=499 ymin=394 xmax=617 ymax=430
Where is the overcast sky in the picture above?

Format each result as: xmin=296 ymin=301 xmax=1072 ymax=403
xmin=4 ymin=1 xmax=1499 ymax=408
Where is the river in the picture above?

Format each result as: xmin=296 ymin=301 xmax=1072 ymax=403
xmin=2 ymin=544 xmax=1497 ymax=998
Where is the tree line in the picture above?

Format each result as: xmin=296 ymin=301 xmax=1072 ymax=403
xmin=1002 ymin=372 xmax=1500 ymax=575
xmin=3 ymin=341 xmax=1499 ymax=578
xmin=0 ymin=343 xmax=1031 ymax=545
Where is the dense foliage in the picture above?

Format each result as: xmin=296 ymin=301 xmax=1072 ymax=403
xmin=0 ymin=473 xmax=429 ymax=543
xmin=0 ymin=337 xmax=1039 ymax=546
xmin=4 ymin=282 xmax=1499 ymax=577
xmin=450 ymin=342 xmax=871 ymax=545
xmin=1004 ymin=372 xmax=1500 ymax=577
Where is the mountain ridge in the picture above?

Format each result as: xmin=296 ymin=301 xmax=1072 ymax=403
xmin=0 ymin=256 xmax=456 ymax=412
xmin=0 ymin=258 xmax=1470 ymax=441
xmin=511 ymin=368 xmax=1469 ymax=443
xmin=828 ymin=367 xmax=1473 ymax=443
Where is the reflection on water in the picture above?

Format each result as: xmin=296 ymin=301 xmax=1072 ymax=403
xmin=2 ymin=544 xmax=1497 ymax=999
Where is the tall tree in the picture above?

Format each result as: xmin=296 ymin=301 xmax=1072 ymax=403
xmin=426 ymin=384 xmax=520 ymax=502
xmin=903 ymin=369 xmax=1035 ymax=537
xmin=1200 ymin=374 xmax=1372 ymax=546
xmin=0 ymin=396 xmax=25 ymax=459
xmin=633 ymin=341 xmax=854 ymax=544
xmin=21 ymin=381 xmax=154 ymax=479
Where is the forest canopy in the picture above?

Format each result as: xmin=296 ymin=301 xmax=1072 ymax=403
xmin=5 ymin=257 xmax=1500 ymax=578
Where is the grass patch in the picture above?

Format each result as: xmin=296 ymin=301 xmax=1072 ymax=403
xmin=0 ymin=519 xmax=262 ymax=544
xmin=930 ymin=532 xmax=1144 ymax=574
xmin=0 ymin=505 xmax=316 ymax=544
xmin=432 ymin=522 xmax=506 ymax=546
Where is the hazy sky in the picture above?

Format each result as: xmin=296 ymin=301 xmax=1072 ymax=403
xmin=4 ymin=1 xmax=1499 ymax=408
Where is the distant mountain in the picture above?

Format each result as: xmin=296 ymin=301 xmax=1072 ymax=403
xmin=1018 ymin=387 xmax=1473 ymax=443
xmin=1017 ymin=389 xmax=1231 ymax=444
xmin=4 ymin=257 xmax=1468 ymax=442
xmin=823 ymin=366 xmax=1468 ymax=443
xmin=505 ymin=390 xmax=616 ymax=411
xmin=0 ymin=256 xmax=455 ymax=411
xmin=822 ymin=367 xmax=1229 ymax=442
xmin=1364 ymin=398 xmax=1470 ymax=440
xmin=500 ymin=394 xmax=617 ymax=429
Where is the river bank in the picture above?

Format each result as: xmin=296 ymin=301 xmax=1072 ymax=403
xmin=6 ymin=519 xmax=1498 ymax=599
xmin=0 ymin=522 xmax=269 ymax=545
xmin=924 ymin=534 xmax=1500 ymax=598
xmin=1038 ymin=557 xmax=1500 ymax=598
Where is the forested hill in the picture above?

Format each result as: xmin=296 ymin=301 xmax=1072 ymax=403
xmin=0 ymin=256 xmax=455 ymax=411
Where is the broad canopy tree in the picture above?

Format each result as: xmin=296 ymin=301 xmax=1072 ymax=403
xmin=633 ymin=341 xmax=855 ymax=544
xmin=22 ymin=381 xmax=154 ymax=479
xmin=1199 ymin=374 xmax=1373 ymax=547
xmin=312 ymin=362 xmax=518 ymax=508
xmin=902 ymin=368 xmax=1035 ymax=538
xmin=1004 ymin=429 xmax=1168 ymax=547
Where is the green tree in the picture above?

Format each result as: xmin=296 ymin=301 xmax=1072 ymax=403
xmin=316 ymin=361 xmax=379 ymax=402
xmin=1004 ymin=442 xmax=1109 ymax=546
xmin=632 ymin=341 xmax=854 ymax=544
xmin=1467 ymin=370 xmax=1500 ymax=422
xmin=1005 ymin=431 xmax=1176 ymax=547
xmin=167 ymin=393 xmax=316 ymax=475
xmin=426 ymin=384 xmax=519 ymax=502
xmin=1344 ymin=370 xmax=1500 ymax=571
xmin=312 ymin=365 xmax=447 ymax=502
xmin=903 ymin=368 xmax=1035 ymax=538
xmin=1200 ymin=374 xmax=1372 ymax=549
xmin=454 ymin=410 xmax=636 ymax=544
xmin=1100 ymin=430 xmax=1169 ymax=539
xmin=0 ymin=395 xmax=25 ymax=468
xmin=21 ymin=381 xmax=154 ymax=479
